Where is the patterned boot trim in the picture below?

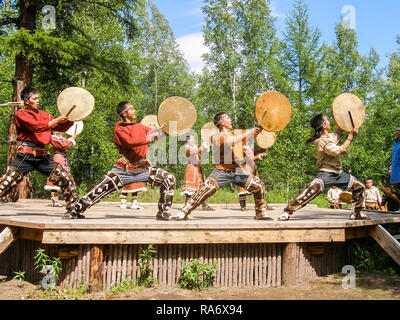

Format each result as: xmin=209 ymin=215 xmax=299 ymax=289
xmin=0 ymin=166 xmax=23 ymax=199
xmin=177 ymin=178 xmax=218 ymax=220
xmin=71 ymin=171 xmax=123 ymax=219
xmin=148 ymin=167 xmax=176 ymax=220
xmin=285 ymin=179 xmax=324 ymax=214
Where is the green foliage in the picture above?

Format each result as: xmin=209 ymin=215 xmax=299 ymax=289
xmin=137 ymin=244 xmax=157 ymax=287
xmin=34 ymin=248 xmax=63 ymax=289
xmin=109 ymin=279 xmax=136 ymax=295
xmin=13 ymin=271 xmax=26 ymax=282
xmin=178 ymin=258 xmax=217 ymax=291
xmin=0 ymin=0 xmax=398 ymax=201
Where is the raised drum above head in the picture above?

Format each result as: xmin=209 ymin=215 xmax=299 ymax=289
xmin=331 ymin=93 xmax=365 ymax=132
xmin=254 ymin=91 xmax=292 ymax=132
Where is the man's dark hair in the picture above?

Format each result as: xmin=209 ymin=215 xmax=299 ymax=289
xmin=306 ymin=113 xmax=325 ymax=144
xmin=116 ymin=101 xmax=131 ymax=118
xmin=20 ymin=87 xmax=38 ymax=102
xmin=213 ymin=112 xmax=228 ymax=128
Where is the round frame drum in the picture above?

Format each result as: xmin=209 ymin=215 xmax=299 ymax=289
xmin=339 ymin=191 xmax=352 ymax=204
xmin=256 ymin=130 xmax=276 ymax=149
xmin=57 ymin=87 xmax=95 ymax=121
xmin=254 ymin=91 xmax=292 ymax=132
xmin=331 ymin=93 xmax=365 ymax=132
xmin=140 ymin=115 xmax=160 ymax=130
xmin=65 ymin=121 xmax=83 ymax=136
xmin=157 ymin=96 xmax=197 ymax=136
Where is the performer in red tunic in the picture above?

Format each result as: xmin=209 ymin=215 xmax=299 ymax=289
xmin=181 ymin=135 xmax=214 ymax=211
xmin=0 ymin=87 xmax=80 ymax=218
xmin=44 ymin=131 xmax=77 ymax=207
xmin=71 ymin=101 xmax=177 ymax=220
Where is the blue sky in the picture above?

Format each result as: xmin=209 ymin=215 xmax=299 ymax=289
xmin=152 ymin=0 xmax=400 ymax=74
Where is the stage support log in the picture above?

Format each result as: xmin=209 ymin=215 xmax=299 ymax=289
xmin=282 ymin=242 xmax=297 ymax=286
xmin=370 ymin=225 xmax=400 ymax=266
xmin=90 ymin=245 xmax=104 ymax=292
xmin=0 ymin=227 xmax=18 ymax=256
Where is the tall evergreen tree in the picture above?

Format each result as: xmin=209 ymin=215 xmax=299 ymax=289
xmin=0 ymin=0 xmax=144 ymax=198
xmin=279 ymin=0 xmax=325 ymax=112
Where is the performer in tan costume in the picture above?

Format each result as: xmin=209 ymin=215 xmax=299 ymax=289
xmin=278 ymin=113 xmax=369 ymax=221
xmin=363 ymin=179 xmax=382 ymax=210
xmin=326 ymin=186 xmax=343 ymax=209
xmin=173 ymin=112 xmax=273 ymax=221
xmin=238 ymin=147 xmax=273 ymax=211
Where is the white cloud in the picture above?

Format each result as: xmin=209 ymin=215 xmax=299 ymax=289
xmin=270 ymin=1 xmax=285 ymax=19
xmin=176 ymin=32 xmax=209 ymax=74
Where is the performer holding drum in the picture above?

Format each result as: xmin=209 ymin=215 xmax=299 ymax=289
xmin=71 ymin=97 xmax=198 ymax=220
xmin=277 ymin=93 xmax=370 ymax=221
xmin=173 ymin=91 xmax=292 ymax=221
xmin=0 ymin=87 xmax=81 ymax=219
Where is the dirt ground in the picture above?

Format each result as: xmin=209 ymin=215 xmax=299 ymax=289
xmin=1 ymin=271 xmax=399 ymax=300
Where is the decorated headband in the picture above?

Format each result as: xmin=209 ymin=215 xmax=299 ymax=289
xmin=118 ymin=104 xmax=133 ymax=115
xmin=216 ymin=114 xmax=229 ymax=126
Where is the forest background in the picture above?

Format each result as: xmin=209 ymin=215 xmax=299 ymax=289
xmin=0 ymin=0 xmax=399 ymax=205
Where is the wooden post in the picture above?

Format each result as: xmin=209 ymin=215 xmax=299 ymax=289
xmin=90 ymin=245 xmax=104 ymax=292
xmin=106 ymin=245 xmax=112 ymax=290
xmin=370 ymin=225 xmax=400 ymax=266
xmin=0 ymin=227 xmax=18 ymax=256
xmin=282 ymin=243 xmax=298 ymax=286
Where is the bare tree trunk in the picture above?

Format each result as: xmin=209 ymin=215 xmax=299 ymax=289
xmin=154 ymin=66 xmax=158 ymax=114
xmin=6 ymin=1 xmax=37 ymax=201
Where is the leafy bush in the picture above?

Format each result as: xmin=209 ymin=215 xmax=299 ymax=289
xmin=348 ymin=238 xmax=400 ymax=275
xmin=178 ymin=259 xmax=217 ymax=291
xmin=137 ymin=244 xmax=157 ymax=287
xmin=34 ymin=248 xmax=63 ymax=289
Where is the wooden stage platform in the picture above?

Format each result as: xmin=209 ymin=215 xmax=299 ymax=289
xmin=1 ymin=200 xmax=400 ymax=291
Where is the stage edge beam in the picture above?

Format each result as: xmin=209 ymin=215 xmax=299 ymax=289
xmin=370 ymin=224 xmax=400 ymax=266
xmin=39 ymin=228 xmax=346 ymax=244
xmin=0 ymin=226 xmax=19 ymax=256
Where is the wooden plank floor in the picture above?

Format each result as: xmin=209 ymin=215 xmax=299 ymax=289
xmin=0 ymin=200 xmax=399 ymax=244
xmin=0 ymin=199 xmax=399 ymax=229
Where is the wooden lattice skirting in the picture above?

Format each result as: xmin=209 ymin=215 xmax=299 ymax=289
xmin=0 ymin=239 xmax=346 ymax=291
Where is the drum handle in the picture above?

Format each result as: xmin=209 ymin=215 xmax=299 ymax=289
xmin=348 ymin=111 xmax=355 ymax=129
xmin=257 ymin=107 xmax=268 ymax=126
xmin=65 ymin=105 xmax=77 ymax=118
